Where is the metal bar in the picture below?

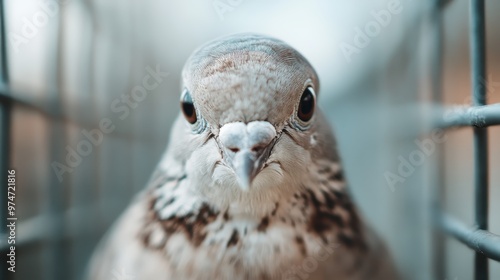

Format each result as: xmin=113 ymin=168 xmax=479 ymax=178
xmin=0 ymin=0 xmax=11 ymax=278
xmin=0 ymin=1 xmax=6 ymax=83
xmin=430 ymin=0 xmax=446 ymax=278
xmin=45 ymin=4 xmax=69 ymax=279
xmin=0 ymin=103 xmax=10 ymax=280
xmin=0 ymin=89 xmax=163 ymax=143
xmin=378 ymin=103 xmax=500 ymax=141
xmin=440 ymin=214 xmax=500 ymax=262
xmin=436 ymin=104 xmax=500 ymax=128
xmin=0 ymin=87 xmax=61 ymax=117
xmin=470 ymin=0 xmax=489 ymax=279
xmin=439 ymin=0 xmax=456 ymax=9
xmin=0 ymin=200 xmax=125 ymax=252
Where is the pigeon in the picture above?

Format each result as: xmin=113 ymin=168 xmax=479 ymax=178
xmin=87 ymin=33 xmax=400 ymax=280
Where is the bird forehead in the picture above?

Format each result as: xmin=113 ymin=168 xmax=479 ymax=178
xmin=201 ymin=50 xmax=278 ymax=76
xmin=192 ymin=50 xmax=305 ymax=91
xmin=193 ymin=64 xmax=300 ymax=126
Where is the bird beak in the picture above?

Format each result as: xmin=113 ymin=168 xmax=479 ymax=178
xmin=231 ymin=148 xmax=268 ymax=191
xmin=219 ymin=121 xmax=276 ymax=191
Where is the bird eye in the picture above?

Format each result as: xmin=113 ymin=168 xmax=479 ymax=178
xmin=297 ymin=86 xmax=315 ymax=122
xmin=181 ymin=89 xmax=197 ymax=124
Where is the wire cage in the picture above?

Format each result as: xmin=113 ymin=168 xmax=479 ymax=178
xmin=429 ymin=0 xmax=500 ymax=279
xmin=0 ymin=0 xmax=499 ymax=280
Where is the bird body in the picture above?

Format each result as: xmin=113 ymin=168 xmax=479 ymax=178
xmin=87 ymin=34 xmax=399 ymax=280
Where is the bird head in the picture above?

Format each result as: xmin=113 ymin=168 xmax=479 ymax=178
xmin=160 ymin=34 xmax=339 ymax=212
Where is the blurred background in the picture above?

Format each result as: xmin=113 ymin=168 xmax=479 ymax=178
xmin=0 ymin=0 xmax=499 ymax=279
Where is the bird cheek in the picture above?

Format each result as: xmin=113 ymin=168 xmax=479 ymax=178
xmin=184 ymin=138 xmax=223 ymax=187
xmin=271 ymin=135 xmax=311 ymax=176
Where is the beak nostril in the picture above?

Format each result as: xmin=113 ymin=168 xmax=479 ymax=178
xmin=251 ymin=145 xmax=266 ymax=153
xmin=229 ymin=148 xmax=240 ymax=153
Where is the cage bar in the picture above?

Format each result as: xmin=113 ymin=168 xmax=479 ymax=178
xmin=470 ymin=0 xmax=489 ymax=279
xmin=0 ymin=0 xmax=12 ymax=280
xmin=430 ymin=1 xmax=446 ymax=279
xmin=437 ymin=104 xmax=500 ymax=128
xmin=440 ymin=214 xmax=500 ymax=262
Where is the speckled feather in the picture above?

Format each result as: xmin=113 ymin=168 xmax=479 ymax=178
xmin=86 ymin=34 xmax=399 ymax=280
